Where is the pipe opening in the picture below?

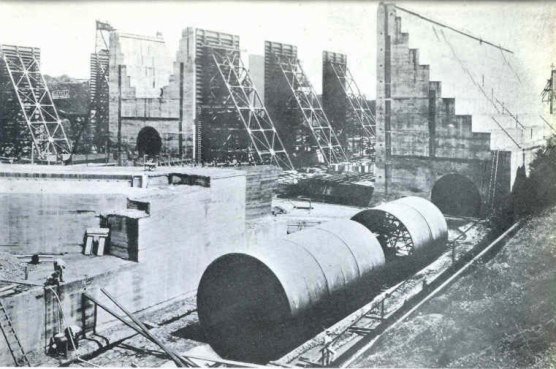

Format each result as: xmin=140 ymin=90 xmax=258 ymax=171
xmin=137 ymin=126 xmax=162 ymax=156
xmin=197 ymin=254 xmax=292 ymax=362
xmin=431 ymin=174 xmax=481 ymax=217
xmin=351 ymin=209 xmax=413 ymax=260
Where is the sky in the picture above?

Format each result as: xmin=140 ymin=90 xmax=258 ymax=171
xmin=0 ymin=0 xmax=553 ymax=99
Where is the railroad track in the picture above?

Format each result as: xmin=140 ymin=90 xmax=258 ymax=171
xmin=271 ymin=219 xmax=522 ymax=368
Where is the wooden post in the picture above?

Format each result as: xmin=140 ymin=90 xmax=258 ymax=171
xmin=179 ymin=62 xmax=184 ymax=157
xmin=117 ymin=65 xmax=122 ymax=166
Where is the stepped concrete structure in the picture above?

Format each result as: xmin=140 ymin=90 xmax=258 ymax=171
xmin=0 ymin=163 xmax=281 ymax=365
xmin=375 ymin=3 xmax=512 ymax=217
xmin=105 ymin=32 xmax=187 ymax=158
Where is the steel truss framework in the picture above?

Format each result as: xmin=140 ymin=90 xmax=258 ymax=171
xmin=89 ymin=20 xmax=113 ymax=151
xmin=0 ymin=45 xmax=71 ymax=162
xmin=325 ymin=54 xmax=376 ymax=159
xmin=270 ymin=52 xmax=348 ymax=166
xmin=205 ymin=46 xmax=294 ymax=169
xmin=372 ymin=212 xmax=415 ymax=259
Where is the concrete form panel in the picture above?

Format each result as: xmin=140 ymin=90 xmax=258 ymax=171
xmin=264 ymin=41 xmax=347 ymax=166
xmin=264 ymin=41 xmax=300 ymax=159
xmin=322 ymin=51 xmax=348 ymax=137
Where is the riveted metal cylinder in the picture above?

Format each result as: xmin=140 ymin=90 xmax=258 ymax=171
xmin=197 ymin=219 xmax=385 ymax=361
xmin=395 ymin=196 xmax=448 ymax=245
xmin=352 ymin=196 xmax=448 ymax=254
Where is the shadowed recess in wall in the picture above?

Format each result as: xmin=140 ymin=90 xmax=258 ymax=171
xmin=136 ymin=126 xmax=162 ymax=156
xmin=431 ymin=174 xmax=481 ymax=217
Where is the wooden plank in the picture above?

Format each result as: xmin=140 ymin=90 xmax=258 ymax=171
xmin=0 ymin=279 xmax=42 ymax=287
xmin=0 ymin=284 xmax=17 ymax=293
xmin=83 ymin=293 xmax=186 ymax=367
xmin=179 ymin=354 xmax=259 ymax=368
xmin=83 ymin=237 xmax=93 ymax=255
xmin=100 ymin=289 xmax=197 ymax=368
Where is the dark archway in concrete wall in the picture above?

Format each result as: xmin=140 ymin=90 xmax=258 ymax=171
xmin=137 ymin=126 xmax=162 ymax=156
xmin=431 ymin=174 xmax=482 ymax=217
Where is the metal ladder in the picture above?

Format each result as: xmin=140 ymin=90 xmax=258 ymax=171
xmin=487 ymin=150 xmax=500 ymax=213
xmin=0 ymin=300 xmax=31 ymax=366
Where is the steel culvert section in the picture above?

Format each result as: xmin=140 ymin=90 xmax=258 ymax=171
xmin=197 ymin=219 xmax=385 ymax=361
xmin=396 ymin=196 xmax=448 ymax=244
xmin=351 ymin=196 xmax=447 ymax=257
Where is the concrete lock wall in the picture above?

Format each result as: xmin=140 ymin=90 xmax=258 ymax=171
xmin=0 ymin=192 xmax=128 ymax=254
xmin=0 ymin=166 xmax=249 ymax=365
xmin=174 ymin=28 xmax=199 ymax=160
xmin=0 ymin=164 xmax=277 ymax=257
xmin=0 ymin=169 xmax=137 ymax=254
xmin=0 ymin=258 xmax=197 ymax=366
xmin=107 ymin=31 xmax=194 ymax=157
xmin=375 ymin=153 xmax=511 ymax=214
xmin=375 ymin=3 xmax=512 ymax=214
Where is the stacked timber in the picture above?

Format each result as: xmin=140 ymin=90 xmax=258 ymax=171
xmin=242 ymin=166 xmax=281 ymax=220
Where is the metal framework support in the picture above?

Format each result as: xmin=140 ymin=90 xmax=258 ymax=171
xmin=323 ymin=51 xmax=376 ymax=159
xmin=207 ymin=46 xmax=294 ymax=169
xmin=0 ymin=44 xmax=72 ymax=162
xmin=374 ymin=212 xmax=415 ymax=258
xmin=89 ymin=20 xmax=113 ymax=152
xmin=540 ymin=115 xmax=556 ymax=133
xmin=268 ymin=46 xmax=348 ymax=166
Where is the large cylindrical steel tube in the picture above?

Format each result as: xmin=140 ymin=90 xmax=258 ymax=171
xmin=197 ymin=219 xmax=385 ymax=362
xmin=395 ymin=196 xmax=448 ymax=245
xmin=352 ymin=196 xmax=448 ymax=254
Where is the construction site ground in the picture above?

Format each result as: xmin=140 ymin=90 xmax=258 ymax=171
xmin=352 ymin=206 xmax=556 ymax=368
xmin=51 ymin=213 xmax=482 ymax=368
xmin=8 ymin=200 xmax=360 ymax=367
xmin=6 ymin=201 xmax=554 ymax=368
xmin=56 ymin=294 xmax=202 ymax=367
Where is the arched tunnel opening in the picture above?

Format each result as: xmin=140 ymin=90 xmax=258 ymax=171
xmin=431 ymin=174 xmax=482 ymax=217
xmin=136 ymin=126 xmax=162 ymax=156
